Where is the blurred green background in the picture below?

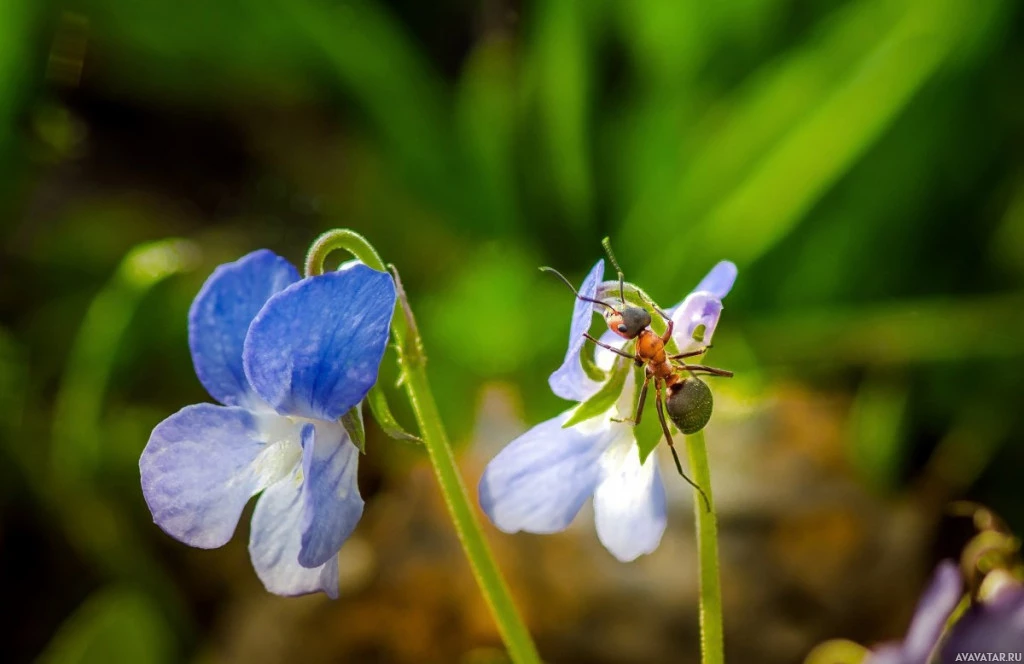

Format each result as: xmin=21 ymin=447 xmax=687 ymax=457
xmin=2 ymin=0 xmax=1023 ymax=662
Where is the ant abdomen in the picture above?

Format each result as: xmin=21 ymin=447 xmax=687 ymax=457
xmin=666 ymin=377 xmax=714 ymax=435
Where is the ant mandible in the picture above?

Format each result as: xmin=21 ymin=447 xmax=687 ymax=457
xmin=543 ymin=239 xmax=733 ymax=511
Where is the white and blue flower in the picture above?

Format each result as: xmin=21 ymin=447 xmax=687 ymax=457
xmin=140 ymin=249 xmax=395 ymax=598
xmin=479 ymin=259 xmax=736 ymax=561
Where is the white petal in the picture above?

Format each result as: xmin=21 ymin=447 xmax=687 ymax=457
xmin=593 ymin=431 xmax=667 ymax=562
xmin=248 ymin=469 xmax=340 ymax=598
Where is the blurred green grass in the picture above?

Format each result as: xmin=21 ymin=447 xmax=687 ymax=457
xmin=2 ymin=0 xmax=1023 ymax=661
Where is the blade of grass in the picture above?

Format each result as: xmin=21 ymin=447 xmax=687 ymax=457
xmin=624 ymin=0 xmax=1005 ymax=285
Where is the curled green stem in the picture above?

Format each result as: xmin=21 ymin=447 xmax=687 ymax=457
xmin=686 ymin=429 xmax=724 ymax=664
xmin=307 ymin=229 xmax=541 ymax=664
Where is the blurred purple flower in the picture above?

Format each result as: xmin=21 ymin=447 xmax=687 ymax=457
xmin=478 ymin=259 xmax=736 ymax=561
xmin=869 ymin=561 xmax=1024 ymax=664
xmin=868 ymin=561 xmax=963 ymax=664
xmin=140 ymin=250 xmax=395 ymax=597
xmin=941 ymin=577 xmax=1024 ymax=662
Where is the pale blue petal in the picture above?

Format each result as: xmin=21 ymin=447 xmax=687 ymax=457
xmin=248 ymin=471 xmax=340 ymax=599
xmin=479 ymin=413 xmax=614 ymax=534
xmin=140 ymin=404 xmax=274 ymax=548
xmin=549 ymin=260 xmax=605 ymax=402
xmin=670 ymin=292 xmax=724 ymax=354
xmin=243 ymin=264 xmax=396 ymax=421
xmin=694 ymin=261 xmax=737 ymax=299
xmin=188 ymin=250 xmax=299 ymax=407
xmin=593 ymin=434 xmax=667 ymax=562
xmin=297 ymin=423 xmax=364 ymax=568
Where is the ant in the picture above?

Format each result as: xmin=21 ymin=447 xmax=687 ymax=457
xmin=543 ymin=240 xmax=733 ymax=510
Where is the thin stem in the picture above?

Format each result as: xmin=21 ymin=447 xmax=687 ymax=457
xmin=402 ymin=364 xmax=542 ymax=664
xmin=686 ymin=429 xmax=724 ymax=664
xmin=307 ymin=229 xmax=541 ymax=664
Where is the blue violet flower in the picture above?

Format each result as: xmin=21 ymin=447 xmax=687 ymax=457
xmin=479 ymin=259 xmax=736 ymax=561
xmin=140 ymin=249 xmax=395 ymax=597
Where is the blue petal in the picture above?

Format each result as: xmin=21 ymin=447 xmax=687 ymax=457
xmin=140 ymin=404 xmax=282 ymax=548
xmin=189 ymin=250 xmax=300 ymax=407
xmin=243 ymin=264 xmax=396 ymax=421
xmin=297 ymin=423 xmax=364 ymax=568
xmin=479 ymin=412 xmax=614 ymax=534
xmin=670 ymin=292 xmax=724 ymax=353
xmin=593 ymin=433 xmax=667 ymax=561
xmin=549 ymin=260 xmax=605 ymax=402
xmin=694 ymin=261 xmax=738 ymax=299
xmin=248 ymin=470 xmax=341 ymax=599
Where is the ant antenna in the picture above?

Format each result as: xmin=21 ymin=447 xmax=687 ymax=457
xmin=601 ymin=237 xmax=627 ymax=305
xmin=540 ymin=267 xmax=619 ymax=314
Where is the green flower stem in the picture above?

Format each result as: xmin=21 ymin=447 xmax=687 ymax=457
xmin=686 ymin=429 xmax=724 ymax=664
xmin=306 ymin=230 xmax=542 ymax=664
xmin=401 ymin=362 xmax=542 ymax=664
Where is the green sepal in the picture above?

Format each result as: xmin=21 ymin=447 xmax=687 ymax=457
xmin=634 ymin=366 xmax=665 ymax=464
xmin=579 ymin=336 xmax=606 ymax=382
xmin=563 ymin=355 xmax=631 ymax=428
xmin=367 ymin=382 xmax=423 ymax=444
xmin=341 ymin=404 xmax=366 ymax=454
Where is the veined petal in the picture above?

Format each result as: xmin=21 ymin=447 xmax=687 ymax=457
xmin=694 ymin=261 xmax=737 ymax=299
xmin=593 ymin=430 xmax=667 ymax=562
xmin=189 ymin=250 xmax=299 ymax=407
xmin=248 ymin=470 xmax=341 ymax=599
xmin=140 ymin=404 xmax=296 ymax=549
xmin=670 ymin=292 xmax=724 ymax=354
xmin=549 ymin=260 xmax=605 ymax=402
xmin=479 ymin=412 xmax=614 ymax=534
xmin=243 ymin=264 xmax=396 ymax=421
xmin=297 ymin=423 xmax=364 ymax=568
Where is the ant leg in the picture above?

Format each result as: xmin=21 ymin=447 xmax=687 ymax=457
xmin=633 ymin=289 xmax=675 ymax=343
xmin=634 ymin=372 xmax=651 ymax=425
xmin=683 ymin=370 xmax=734 ymax=379
xmin=583 ymin=332 xmax=636 ymax=361
xmin=660 ymin=315 xmax=674 ymax=344
xmin=673 ymin=363 xmax=734 ymax=378
xmin=655 ymin=380 xmax=711 ymax=511
xmin=611 ymin=371 xmax=651 ymax=426
xmin=667 ymin=348 xmax=708 ymax=358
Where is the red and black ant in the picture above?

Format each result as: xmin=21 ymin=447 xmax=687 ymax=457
xmin=543 ymin=240 xmax=733 ymax=510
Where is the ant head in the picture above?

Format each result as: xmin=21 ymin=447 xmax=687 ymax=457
xmin=606 ymin=305 xmax=652 ymax=339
